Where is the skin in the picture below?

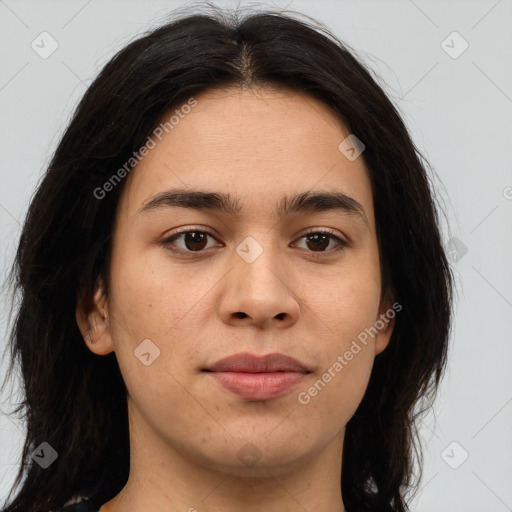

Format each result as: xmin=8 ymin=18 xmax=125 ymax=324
xmin=76 ymin=86 xmax=395 ymax=512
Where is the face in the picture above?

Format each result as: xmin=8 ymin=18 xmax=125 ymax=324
xmin=78 ymin=86 xmax=394 ymax=479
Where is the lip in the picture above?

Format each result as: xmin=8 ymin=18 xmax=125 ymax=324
xmin=203 ymin=352 xmax=310 ymax=401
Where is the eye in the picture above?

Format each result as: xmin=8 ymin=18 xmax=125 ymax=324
xmin=162 ymin=228 xmax=220 ymax=254
xmin=294 ymin=229 xmax=348 ymax=254
xmin=162 ymin=227 xmax=348 ymax=256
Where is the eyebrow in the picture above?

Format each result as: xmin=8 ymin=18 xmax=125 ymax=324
xmin=137 ymin=187 xmax=369 ymax=226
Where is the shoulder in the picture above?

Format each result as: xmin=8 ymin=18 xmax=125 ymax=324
xmin=50 ymin=495 xmax=100 ymax=512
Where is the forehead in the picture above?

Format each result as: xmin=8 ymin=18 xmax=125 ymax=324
xmin=118 ymin=86 xmax=374 ymax=224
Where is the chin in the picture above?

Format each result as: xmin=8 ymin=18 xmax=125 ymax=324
xmin=188 ymin=430 xmax=317 ymax=476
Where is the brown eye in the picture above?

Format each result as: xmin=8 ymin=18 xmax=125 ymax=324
xmin=163 ymin=228 xmax=347 ymax=257
xmin=163 ymin=230 xmax=218 ymax=253
xmin=181 ymin=232 xmax=209 ymax=251
xmin=305 ymin=233 xmax=330 ymax=251
xmin=295 ymin=230 xmax=347 ymax=253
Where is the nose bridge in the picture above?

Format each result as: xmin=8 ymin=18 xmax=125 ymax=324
xmin=234 ymin=231 xmax=285 ymax=289
xmin=221 ymin=231 xmax=299 ymax=327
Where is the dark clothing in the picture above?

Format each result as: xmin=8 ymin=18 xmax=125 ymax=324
xmin=53 ymin=496 xmax=100 ymax=511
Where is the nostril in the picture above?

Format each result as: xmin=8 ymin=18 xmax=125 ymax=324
xmin=235 ymin=312 xmax=247 ymax=319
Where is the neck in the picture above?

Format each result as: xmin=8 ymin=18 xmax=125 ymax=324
xmin=100 ymin=406 xmax=346 ymax=512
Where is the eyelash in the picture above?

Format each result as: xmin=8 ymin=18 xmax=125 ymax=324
xmin=161 ymin=226 xmax=348 ymax=257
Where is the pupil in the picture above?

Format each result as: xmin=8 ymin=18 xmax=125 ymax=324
xmin=185 ymin=232 xmax=207 ymax=251
xmin=308 ymin=233 xmax=328 ymax=251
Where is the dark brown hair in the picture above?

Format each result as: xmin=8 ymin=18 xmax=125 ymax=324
xmin=1 ymin=3 xmax=453 ymax=511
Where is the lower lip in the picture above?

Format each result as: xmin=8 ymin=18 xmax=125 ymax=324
xmin=207 ymin=371 xmax=307 ymax=401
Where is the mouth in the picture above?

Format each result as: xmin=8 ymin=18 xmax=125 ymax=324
xmin=202 ymin=352 xmax=311 ymax=401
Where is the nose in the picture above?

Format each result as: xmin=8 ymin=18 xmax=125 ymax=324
xmin=218 ymin=240 xmax=300 ymax=330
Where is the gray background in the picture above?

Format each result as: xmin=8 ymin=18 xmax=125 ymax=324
xmin=1 ymin=1 xmax=511 ymax=510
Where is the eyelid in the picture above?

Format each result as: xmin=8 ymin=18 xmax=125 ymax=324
xmin=300 ymin=227 xmax=348 ymax=245
xmin=169 ymin=225 xmax=217 ymax=237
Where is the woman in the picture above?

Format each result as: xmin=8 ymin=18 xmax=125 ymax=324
xmin=1 ymin=4 xmax=453 ymax=511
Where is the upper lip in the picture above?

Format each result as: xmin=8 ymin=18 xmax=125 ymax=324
xmin=204 ymin=352 xmax=311 ymax=373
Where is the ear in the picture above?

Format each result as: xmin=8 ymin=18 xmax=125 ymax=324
xmin=374 ymin=297 xmax=398 ymax=356
xmin=76 ymin=278 xmax=114 ymax=356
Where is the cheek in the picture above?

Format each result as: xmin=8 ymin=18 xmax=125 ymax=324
xmin=108 ymin=243 xmax=201 ymax=337
xmin=297 ymin=339 xmax=375 ymax=431
xmin=106 ymin=244 xmax=216 ymax=395
xmin=299 ymin=265 xmax=380 ymax=422
xmin=312 ymin=262 xmax=382 ymax=341
xmin=106 ymin=257 xmax=201 ymax=423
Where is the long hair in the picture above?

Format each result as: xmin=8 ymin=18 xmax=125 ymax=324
xmin=1 ymin=4 xmax=453 ymax=511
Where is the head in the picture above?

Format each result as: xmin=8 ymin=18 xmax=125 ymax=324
xmin=1 ymin=4 xmax=452 ymax=512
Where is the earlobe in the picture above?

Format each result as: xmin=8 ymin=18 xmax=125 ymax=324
xmin=75 ymin=279 xmax=115 ymax=356
xmin=374 ymin=301 xmax=397 ymax=356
